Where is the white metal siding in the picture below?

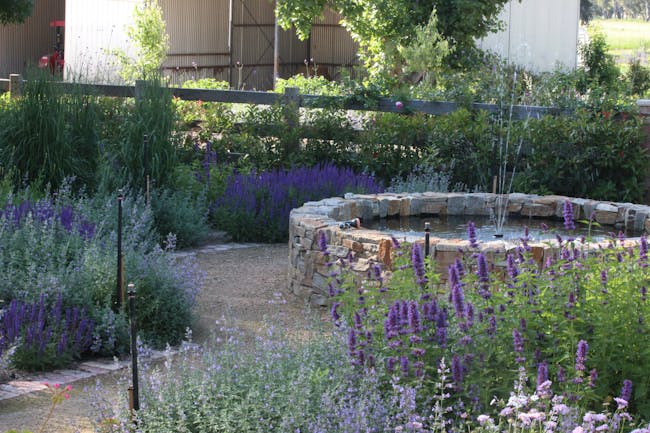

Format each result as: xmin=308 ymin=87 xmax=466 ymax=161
xmin=478 ymin=0 xmax=580 ymax=71
xmin=64 ymin=0 xmax=139 ymax=83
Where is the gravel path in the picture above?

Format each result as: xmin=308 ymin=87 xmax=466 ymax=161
xmin=0 ymin=243 xmax=325 ymax=433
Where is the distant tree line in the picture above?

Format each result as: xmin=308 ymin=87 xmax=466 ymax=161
xmin=582 ymin=0 xmax=650 ymax=21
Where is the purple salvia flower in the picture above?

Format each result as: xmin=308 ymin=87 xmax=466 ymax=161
xmin=520 ymin=318 xmax=527 ymax=332
xmin=437 ymin=324 xmax=447 ymax=348
xmin=487 ymin=315 xmax=497 ymax=337
xmin=466 ymin=302 xmax=475 ymax=327
xmin=506 ymin=254 xmax=519 ymax=280
xmin=407 ymin=301 xmax=421 ymax=333
xmin=563 ymin=200 xmax=576 ymax=230
xmin=400 ymin=356 xmax=410 ymax=376
xmin=452 ymin=355 xmax=463 ymax=390
xmin=387 ymin=357 xmax=397 ymax=372
xmin=59 ymin=205 xmax=74 ymax=232
xmin=575 ymin=340 xmax=588 ymax=372
xmin=318 ymin=231 xmax=328 ymax=254
xmin=331 ymin=302 xmax=341 ymax=321
xmin=467 ymin=221 xmax=479 ymax=248
xmin=641 ymin=286 xmax=647 ymax=302
xmin=512 ymin=328 xmax=525 ymax=363
xmin=455 ymin=258 xmax=465 ymax=278
xmin=385 ymin=302 xmax=400 ymax=339
xmin=557 ymin=366 xmax=566 ymax=383
xmin=347 ymin=328 xmax=357 ymax=357
xmin=449 ymin=265 xmax=466 ymax=319
xmin=640 ymin=235 xmax=648 ymax=265
xmin=620 ymin=379 xmax=633 ymax=403
xmin=476 ymin=253 xmax=491 ymax=298
xmin=391 ymin=236 xmax=401 ymax=249
xmin=588 ymin=368 xmax=598 ymax=388
xmin=601 ymin=270 xmax=608 ymax=286
xmin=537 ymin=361 xmax=549 ymax=390
xmin=353 ymin=311 xmax=363 ymax=329
xmin=411 ymin=243 xmax=427 ymax=286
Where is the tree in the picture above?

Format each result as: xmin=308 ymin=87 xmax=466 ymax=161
xmin=110 ymin=0 xmax=169 ymax=83
xmin=581 ymin=0 xmax=595 ymax=22
xmin=0 ymin=0 xmax=34 ymax=24
xmin=276 ymin=0 xmax=515 ymax=77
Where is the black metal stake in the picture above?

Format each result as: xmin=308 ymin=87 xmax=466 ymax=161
xmin=128 ymin=283 xmax=140 ymax=414
xmin=143 ymin=134 xmax=150 ymax=206
xmin=116 ymin=190 xmax=124 ymax=311
xmin=424 ymin=222 xmax=430 ymax=258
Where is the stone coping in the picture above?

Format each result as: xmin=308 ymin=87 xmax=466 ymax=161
xmin=288 ymin=192 xmax=650 ymax=305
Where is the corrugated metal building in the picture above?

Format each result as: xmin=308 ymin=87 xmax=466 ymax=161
xmin=0 ymin=0 xmax=66 ymax=79
xmin=62 ymin=0 xmax=358 ymax=89
xmin=478 ymin=0 xmax=581 ymax=71
xmin=4 ymin=0 xmax=579 ymax=89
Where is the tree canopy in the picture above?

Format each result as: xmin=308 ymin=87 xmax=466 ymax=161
xmin=276 ymin=0 xmax=515 ymax=75
xmin=0 ymin=0 xmax=34 ymax=24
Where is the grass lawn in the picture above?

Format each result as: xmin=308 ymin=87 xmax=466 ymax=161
xmin=592 ymin=18 xmax=650 ymax=65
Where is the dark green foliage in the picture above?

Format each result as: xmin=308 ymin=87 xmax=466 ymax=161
xmin=0 ymin=72 xmax=101 ymax=190
xmin=626 ymin=58 xmax=650 ymax=96
xmin=0 ymin=0 xmax=33 ymax=24
xmin=150 ymin=188 xmax=209 ymax=249
xmin=98 ymin=78 xmax=178 ymax=192
xmin=578 ymin=30 xmax=621 ymax=92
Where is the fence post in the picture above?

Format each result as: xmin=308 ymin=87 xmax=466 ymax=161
xmin=134 ymin=80 xmax=145 ymax=103
xmin=9 ymin=74 xmax=22 ymax=98
xmin=638 ymin=99 xmax=650 ymax=204
xmin=282 ymin=86 xmax=301 ymax=156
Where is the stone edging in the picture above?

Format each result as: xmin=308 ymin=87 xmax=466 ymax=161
xmin=289 ymin=192 xmax=650 ymax=305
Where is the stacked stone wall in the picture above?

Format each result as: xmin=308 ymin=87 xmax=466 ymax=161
xmin=289 ymin=192 xmax=650 ymax=306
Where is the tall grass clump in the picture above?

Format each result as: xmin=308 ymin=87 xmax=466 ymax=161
xmin=210 ymin=164 xmax=383 ymax=242
xmin=0 ymin=183 xmax=202 ymax=370
xmin=323 ymin=228 xmax=650 ymax=420
xmin=0 ymin=71 xmax=101 ymax=190
xmin=98 ymin=78 xmax=178 ymax=192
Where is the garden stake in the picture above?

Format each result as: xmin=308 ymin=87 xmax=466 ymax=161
xmin=128 ymin=283 xmax=140 ymax=413
xmin=424 ymin=222 xmax=430 ymax=258
xmin=115 ymin=190 xmax=124 ymax=311
xmin=143 ymin=134 xmax=150 ymax=206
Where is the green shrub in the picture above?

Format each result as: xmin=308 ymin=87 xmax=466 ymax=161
xmin=0 ymin=71 xmax=101 ymax=190
xmin=150 ymin=187 xmax=209 ymax=248
xmin=626 ymin=58 xmax=650 ymax=96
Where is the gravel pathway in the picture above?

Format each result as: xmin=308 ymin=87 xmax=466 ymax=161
xmin=0 ymin=242 xmax=324 ymax=433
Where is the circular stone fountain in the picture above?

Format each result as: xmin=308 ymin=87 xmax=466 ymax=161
xmin=288 ymin=192 xmax=650 ymax=305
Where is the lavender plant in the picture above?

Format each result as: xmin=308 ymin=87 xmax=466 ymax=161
xmin=211 ymin=164 xmax=382 ymax=242
xmin=323 ymin=226 xmax=650 ymax=419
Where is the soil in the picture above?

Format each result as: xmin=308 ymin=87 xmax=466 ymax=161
xmin=0 ymin=243 xmax=327 ymax=433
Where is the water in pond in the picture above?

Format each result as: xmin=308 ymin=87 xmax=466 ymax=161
xmin=364 ymin=215 xmax=637 ymax=243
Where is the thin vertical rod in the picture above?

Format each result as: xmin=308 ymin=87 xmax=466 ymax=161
xmin=116 ymin=190 xmax=124 ymax=311
xmin=424 ymin=222 xmax=430 ymax=258
xmin=273 ymin=2 xmax=280 ymax=88
xmin=128 ymin=283 xmax=140 ymax=412
xmin=143 ymin=134 xmax=150 ymax=206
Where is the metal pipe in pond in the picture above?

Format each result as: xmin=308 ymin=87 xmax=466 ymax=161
xmin=424 ymin=222 xmax=430 ymax=258
xmin=128 ymin=283 xmax=140 ymax=413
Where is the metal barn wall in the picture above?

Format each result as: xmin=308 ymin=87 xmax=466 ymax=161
xmin=159 ymin=0 xmax=231 ymax=85
xmin=0 ymin=0 xmax=66 ymax=79
xmin=310 ymin=8 xmax=359 ymax=81
xmin=230 ymin=0 xmax=307 ymax=90
xmin=478 ymin=0 xmax=580 ymax=72
xmin=65 ymin=0 xmax=139 ymax=83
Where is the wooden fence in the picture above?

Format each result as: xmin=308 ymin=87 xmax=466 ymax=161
xmin=0 ymin=73 xmax=562 ymax=120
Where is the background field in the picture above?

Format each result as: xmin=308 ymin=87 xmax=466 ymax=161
xmin=593 ymin=18 xmax=650 ymax=65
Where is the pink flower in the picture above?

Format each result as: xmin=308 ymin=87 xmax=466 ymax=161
xmin=614 ymin=397 xmax=628 ymax=410
xmin=65 ymin=385 xmax=72 ymax=392
xmin=395 ymin=101 xmax=404 ymax=110
xmin=477 ymin=414 xmax=492 ymax=425
xmin=54 ymin=383 xmax=60 ymax=389
xmin=64 ymin=394 xmax=70 ymax=400
xmin=572 ymin=427 xmax=584 ymax=433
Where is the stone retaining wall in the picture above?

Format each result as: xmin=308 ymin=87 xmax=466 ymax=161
xmin=288 ymin=192 xmax=650 ymax=305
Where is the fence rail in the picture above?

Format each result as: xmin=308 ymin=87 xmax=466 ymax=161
xmin=1 ymin=74 xmax=562 ymax=120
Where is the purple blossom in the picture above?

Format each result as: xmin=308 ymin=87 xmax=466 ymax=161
xmin=330 ymin=302 xmax=341 ymax=321
xmin=318 ymin=231 xmax=328 ymax=254
xmin=452 ymin=355 xmax=463 ymax=390
xmin=506 ymin=254 xmax=519 ymax=280
xmin=407 ymin=301 xmax=421 ymax=333
xmin=467 ymin=221 xmax=479 ymax=248
xmin=620 ymin=379 xmax=633 ymax=403
xmin=512 ymin=328 xmax=525 ymax=363
xmin=400 ymin=356 xmax=410 ymax=376
xmin=575 ymin=340 xmax=589 ymax=372
xmin=411 ymin=243 xmax=427 ymax=286
xmin=588 ymin=368 xmax=598 ymax=388
xmin=476 ymin=253 xmax=491 ymax=298
xmin=563 ymin=200 xmax=576 ymax=230
xmin=449 ymin=265 xmax=466 ymax=318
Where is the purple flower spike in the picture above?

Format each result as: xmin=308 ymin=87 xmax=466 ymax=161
xmin=588 ymin=368 xmax=598 ymax=388
xmin=467 ymin=221 xmax=479 ymax=248
xmin=330 ymin=302 xmax=341 ymax=321
xmin=536 ymin=361 xmax=549 ymax=390
xmin=318 ymin=231 xmax=328 ymax=254
xmin=407 ymin=300 xmax=421 ymax=333
xmin=449 ymin=265 xmax=466 ymax=319
xmin=620 ymin=379 xmax=633 ymax=403
xmin=411 ymin=243 xmax=427 ymax=287
xmin=452 ymin=355 xmax=463 ymax=390
xmin=563 ymin=200 xmax=576 ymax=231
xmin=400 ymin=356 xmax=410 ymax=376
xmin=575 ymin=340 xmax=588 ymax=372
xmin=512 ymin=328 xmax=525 ymax=363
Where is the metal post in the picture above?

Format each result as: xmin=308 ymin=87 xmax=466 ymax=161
xmin=116 ymin=190 xmax=124 ymax=311
xmin=273 ymin=5 xmax=280 ymax=88
xmin=143 ymin=135 xmax=150 ymax=206
xmin=424 ymin=222 xmax=430 ymax=258
xmin=128 ymin=283 xmax=140 ymax=413
xmin=9 ymin=74 xmax=22 ymax=98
